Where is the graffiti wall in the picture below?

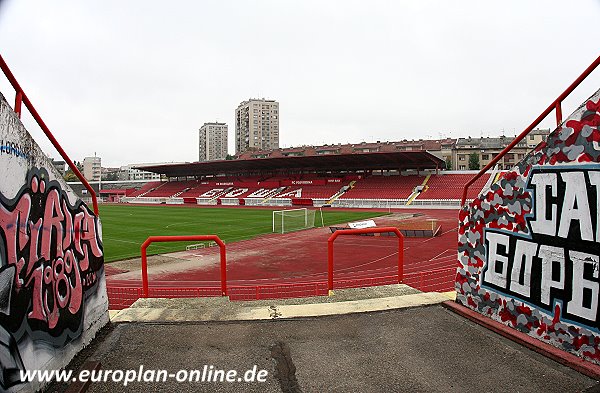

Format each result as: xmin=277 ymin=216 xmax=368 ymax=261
xmin=456 ymin=88 xmax=600 ymax=364
xmin=0 ymin=92 xmax=109 ymax=391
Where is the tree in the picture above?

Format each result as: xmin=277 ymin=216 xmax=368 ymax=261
xmin=103 ymin=172 xmax=119 ymax=181
xmin=445 ymin=156 xmax=452 ymax=170
xmin=63 ymin=170 xmax=79 ymax=182
xmin=225 ymin=154 xmax=235 ymax=160
xmin=468 ymin=153 xmax=480 ymax=170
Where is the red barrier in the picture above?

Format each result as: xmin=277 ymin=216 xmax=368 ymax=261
xmin=327 ymin=227 xmax=404 ymax=291
xmin=291 ymin=198 xmax=314 ymax=206
xmin=461 ymin=54 xmax=600 ymax=206
xmin=0 ymin=54 xmax=99 ymax=215
xmin=141 ymin=235 xmax=227 ymax=298
xmin=107 ymin=267 xmax=457 ymax=309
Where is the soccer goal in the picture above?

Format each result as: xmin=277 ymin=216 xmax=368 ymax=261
xmin=273 ymin=208 xmax=316 ymax=233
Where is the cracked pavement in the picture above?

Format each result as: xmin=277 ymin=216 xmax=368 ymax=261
xmin=52 ymin=305 xmax=598 ymax=393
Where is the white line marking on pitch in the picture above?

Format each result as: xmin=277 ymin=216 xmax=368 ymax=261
xmin=428 ymin=248 xmax=453 ymax=261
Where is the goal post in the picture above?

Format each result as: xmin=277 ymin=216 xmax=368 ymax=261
xmin=272 ymin=208 xmax=316 ymax=233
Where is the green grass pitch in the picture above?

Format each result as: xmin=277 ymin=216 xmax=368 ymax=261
xmin=99 ymin=205 xmax=386 ymax=262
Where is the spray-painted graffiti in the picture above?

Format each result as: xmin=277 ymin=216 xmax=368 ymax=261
xmin=0 ymin=140 xmax=30 ymax=160
xmin=456 ymin=93 xmax=600 ymax=364
xmin=482 ymin=166 xmax=600 ymax=326
xmin=0 ymin=264 xmax=25 ymax=389
xmin=0 ymin=90 xmax=108 ymax=392
xmin=0 ymin=168 xmax=103 ymax=345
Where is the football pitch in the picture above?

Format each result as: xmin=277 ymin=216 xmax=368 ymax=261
xmin=99 ymin=204 xmax=386 ymax=262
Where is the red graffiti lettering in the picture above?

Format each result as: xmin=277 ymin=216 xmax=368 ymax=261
xmin=41 ymin=189 xmax=64 ymax=260
xmin=0 ymin=195 xmax=30 ymax=266
xmin=0 ymin=172 xmax=103 ymax=333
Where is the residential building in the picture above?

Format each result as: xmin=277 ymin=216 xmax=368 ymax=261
xmin=118 ymin=164 xmax=163 ymax=181
xmin=452 ymin=128 xmax=551 ymax=170
xmin=83 ymin=156 xmax=101 ymax=181
xmin=232 ymin=127 xmax=551 ymax=172
xmin=50 ymin=158 xmax=66 ymax=176
xmin=117 ymin=162 xmax=187 ymax=181
xmin=392 ymin=138 xmax=456 ymax=164
xmin=101 ymin=167 xmax=120 ymax=181
xmin=199 ymin=122 xmax=228 ymax=161
xmin=235 ymin=139 xmax=456 ymax=163
xmin=453 ymin=136 xmax=527 ymax=171
xmin=235 ymin=98 xmax=279 ymax=154
xmin=526 ymin=128 xmax=551 ymax=148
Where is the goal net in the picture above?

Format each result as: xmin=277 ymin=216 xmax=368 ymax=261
xmin=272 ymin=208 xmax=316 ymax=233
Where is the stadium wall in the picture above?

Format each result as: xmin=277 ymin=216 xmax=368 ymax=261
xmin=456 ymin=89 xmax=600 ymax=364
xmin=0 ymin=92 xmax=109 ymax=391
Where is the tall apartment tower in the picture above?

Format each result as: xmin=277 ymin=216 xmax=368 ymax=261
xmin=82 ymin=156 xmax=101 ymax=181
xmin=199 ymin=122 xmax=228 ymax=161
xmin=235 ymin=98 xmax=279 ymax=155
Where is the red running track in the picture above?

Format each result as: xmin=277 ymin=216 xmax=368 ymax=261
xmin=106 ymin=209 xmax=459 ymax=309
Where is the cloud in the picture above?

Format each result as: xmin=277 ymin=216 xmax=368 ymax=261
xmin=1 ymin=0 xmax=599 ymax=166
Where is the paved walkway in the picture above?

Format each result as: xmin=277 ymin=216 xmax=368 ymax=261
xmin=64 ymin=299 xmax=596 ymax=392
xmin=110 ymin=284 xmax=447 ymax=322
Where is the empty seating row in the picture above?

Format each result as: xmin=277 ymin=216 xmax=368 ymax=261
xmin=144 ymin=180 xmax=197 ymax=197
xmin=340 ymin=176 xmax=424 ymax=200
xmin=274 ymin=184 xmax=342 ymax=199
xmin=128 ymin=181 xmax=162 ymax=197
xmin=418 ymin=174 xmax=491 ymax=200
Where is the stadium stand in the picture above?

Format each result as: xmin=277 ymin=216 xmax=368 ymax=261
xmin=178 ymin=182 xmax=221 ymax=198
xmin=128 ymin=181 xmax=163 ymax=197
xmin=120 ymin=172 xmax=496 ymax=207
xmin=416 ymin=173 xmax=492 ymax=200
xmin=274 ymin=184 xmax=343 ymax=199
xmin=144 ymin=180 xmax=196 ymax=197
xmin=340 ymin=175 xmax=424 ymax=200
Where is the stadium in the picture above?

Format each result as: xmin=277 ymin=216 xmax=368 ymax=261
xmin=2 ymin=13 xmax=600 ymax=391
xmin=97 ymin=150 xmax=480 ymax=309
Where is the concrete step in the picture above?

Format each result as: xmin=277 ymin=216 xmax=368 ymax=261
xmin=110 ymin=285 xmax=455 ymax=323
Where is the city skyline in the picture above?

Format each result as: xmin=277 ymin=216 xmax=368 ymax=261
xmin=75 ymin=129 xmax=551 ymax=179
xmin=0 ymin=1 xmax=599 ymax=167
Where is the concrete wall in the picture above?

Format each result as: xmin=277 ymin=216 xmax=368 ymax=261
xmin=456 ymin=89 xmax=600 ymax=364
xmin=0 ymin=92 xmax=109 ymax=391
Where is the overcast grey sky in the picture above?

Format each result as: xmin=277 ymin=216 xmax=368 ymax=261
xmin=1 ymin=0 xmax=600 ymax=167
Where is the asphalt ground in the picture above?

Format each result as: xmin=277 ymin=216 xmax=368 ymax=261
xmin=55 ymin=305 xmax=598 ymax=393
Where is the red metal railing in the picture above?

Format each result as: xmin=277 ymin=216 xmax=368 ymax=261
xmin=327 ymin=227 xmax=404 ymax=291
xmin=0 ymin=54 xmax=99 ymax=215
xmin=106 ymin=267 xmax=456 ymax=309
xmin=461 ymin=54 xmax=600 ymax=206
xmin=140 ymin=235 xmax=227 ymax=298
